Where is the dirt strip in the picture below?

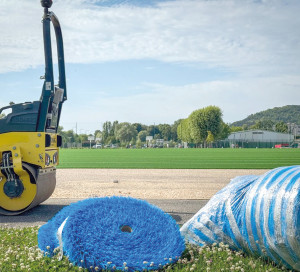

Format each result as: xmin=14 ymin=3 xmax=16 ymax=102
xmin=0 ymin=169 xmax=268 ymax=227
xmin=53 ymin=169 xmax=267 ymax=200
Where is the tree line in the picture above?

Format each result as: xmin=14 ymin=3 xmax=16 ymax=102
xmin=59 ymin=105 xmax=229 ymax=147
xmin=59 ymin=120 xmax=182 ymax=148
xmin=58 ymin=105 xmax=292 ymax=148
xmin=231 ymin=105 xmax=300 ymax=127
xmin=230 ymin=120 xmax=288 ymax=133
xmin=95 ymin=120 xmax=181 ymax=147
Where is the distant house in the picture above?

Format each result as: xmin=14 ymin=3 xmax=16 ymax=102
xmin=227 ymin=130 xmax=294 ymax=148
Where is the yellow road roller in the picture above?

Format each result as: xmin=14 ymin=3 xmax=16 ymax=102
xmin=0 ymin=0 xmax=67 ymax=215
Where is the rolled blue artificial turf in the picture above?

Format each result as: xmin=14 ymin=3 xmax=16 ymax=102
xmin=38 ymin=197 xmax=185 ymax=271
xmin=181 ymin=166 xmax=300 ymax=271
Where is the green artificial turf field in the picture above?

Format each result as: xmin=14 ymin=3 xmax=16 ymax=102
xmin=57 ymin=148 xmax=300 ymax=169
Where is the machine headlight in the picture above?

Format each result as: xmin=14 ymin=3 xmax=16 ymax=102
xmin=53 ymin=152 xmax=58 ymax=164
xmin=45 ymin=153 xmax=51 ymax=166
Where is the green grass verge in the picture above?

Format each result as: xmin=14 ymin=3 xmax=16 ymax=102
xmin=57 ymin=148 xmax=300 ymax=169
xmin=0 ymin=227 xmax=288 ymax=272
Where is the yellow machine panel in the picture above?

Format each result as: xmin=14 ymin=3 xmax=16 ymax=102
xmin=0 ymin=132 xmax=59 ymax=168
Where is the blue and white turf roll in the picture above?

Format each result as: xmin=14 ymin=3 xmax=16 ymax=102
xmin=38 ymin=197 xmax=185 ymax=271
xmin=181 ymin=166 xmax=300 ymax=271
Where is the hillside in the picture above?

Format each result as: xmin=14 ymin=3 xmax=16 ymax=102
xmin=231 ymin=105 xmax=300 ymax=127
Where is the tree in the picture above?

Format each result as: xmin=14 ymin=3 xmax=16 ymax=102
xmin=110 ymin=121 xmax=119 ymax=136
xmin=171 ymin=119 xmax=182 ymax=142
xmin=94 ymin=130 xmax=101 ymax=138
xmin=275 ymin=121 xmax=288 ymax=133
xmin=177 ymin=121 xmax=183 ymax=141
xmin=217 ymin=122 xmax=231 ymax=140
xmin=147 ymin=125 xmax=160 ymax=139
xmin=100 ymin=120 xmax=119 ymax=144
xmin=0 ymin=113 xmax=5 ymax=119
xmin=206 ymin=131 xmax=214 ymax=147
xmin=177 ymin=118 xmax=192 ymax=143
xmin=137 ymin=130 xmax=147 ymax=142
xmin=95 ymin=131 xmax=102 ymax=141
xmin=106 ymin=135 xmax=118 ymax=144
xmin=132 ymin=123 xmax=146 ymax=133
xmin=188 ymin=106 xmax=223 ymax=144
xmin=242 ymin=124 xmax=248 ymax=131
xmin=102 ymin=121 xmax=111 ymax=143
xmin=79 ymin=134 xmax=88 ymax=143
xmin=188 ymin=110 xmax=205 ymax=143
xmin=115 ymin=122 xmax=138 ymax=144
xmin=65 ymin=130 xmax=76 ymax=143
xmin=158 ymin=124 xmax=172 ymax=141
xmin=230 ymin=105 xmax=300 ymax=127
xmin=250 ymin=120 xmax=274 ymax=131
xmin=230 ymin=126 xmax=244 ymax=133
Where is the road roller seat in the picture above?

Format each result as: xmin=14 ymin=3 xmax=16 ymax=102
xmin=0 ymin=101 xmax=40 ymax=133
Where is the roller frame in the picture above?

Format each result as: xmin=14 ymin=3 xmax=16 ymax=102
xmin=0 ymin=1 xmax=66 ymax=215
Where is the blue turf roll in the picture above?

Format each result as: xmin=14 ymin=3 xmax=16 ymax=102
xmin=38 ymin=197 xmax=185 ymax=271
xmin=181 ymin=166 xmax=300 ymax=271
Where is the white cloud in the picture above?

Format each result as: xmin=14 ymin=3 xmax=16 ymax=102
xmin=59 ymin=74 xmax=300 ymax=131
xmin=0 ymin=1 xmax=43 ymax=73
xmin=0 ymin=0 xmax=299 ymax=76
xmin=1 ymin=0 xmax=300 ymax=131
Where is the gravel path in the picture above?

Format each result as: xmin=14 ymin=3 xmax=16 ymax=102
xmin=0 ymin=169 xmax=268 ymax=227
xmin=54 ymin=169 xmax=267 ymax=199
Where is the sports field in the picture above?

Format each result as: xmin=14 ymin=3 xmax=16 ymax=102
xmin=58 ymin=148 xmax=300 ymax=169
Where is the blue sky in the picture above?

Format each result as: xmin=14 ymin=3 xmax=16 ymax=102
xmin=0 ymin=0 xmax=300 ymax=133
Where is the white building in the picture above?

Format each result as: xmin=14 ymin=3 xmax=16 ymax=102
xmin=227 ymin=130 xmax=294 ymax=148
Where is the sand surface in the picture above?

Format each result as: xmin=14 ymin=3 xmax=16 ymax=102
xmin=53 ymin=169 xmax=267 ymax=200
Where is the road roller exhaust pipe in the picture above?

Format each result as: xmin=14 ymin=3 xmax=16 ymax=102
xmin=0 ymin=0 xmax=67 ymax=215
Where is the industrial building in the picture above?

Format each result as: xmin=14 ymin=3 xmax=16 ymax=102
xmin=227 ymin=130 xmax=294 ymax=148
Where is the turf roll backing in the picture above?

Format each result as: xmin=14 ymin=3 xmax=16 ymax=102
xmin=181 ymin=166 xmax=300 ymax=271
xmin=38 ymin=197 xmax=185 ymax=271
